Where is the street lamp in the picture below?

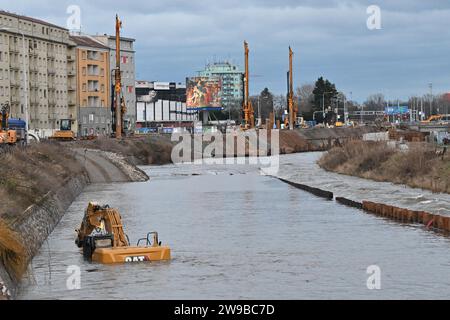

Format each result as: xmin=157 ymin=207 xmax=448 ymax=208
xmin=0 ymin=27 xmax=29 ymax=141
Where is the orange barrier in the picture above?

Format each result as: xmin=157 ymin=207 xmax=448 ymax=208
xmin=360 ymin=201 xmax=449 ymax=234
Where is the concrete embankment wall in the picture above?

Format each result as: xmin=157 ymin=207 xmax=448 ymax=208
xmin=0 ymin=174 xmax=89 ymax=299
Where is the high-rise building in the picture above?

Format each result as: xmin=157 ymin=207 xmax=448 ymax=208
xmin=93 ymin=35 xmax=136 ymax=132
xmin=0 ymin=10 xmax=76 ymax=138
xmin=198 ymin=61 xmax=244 ymax=108
xmin=70 ymin=35 xmax=111 ymax=137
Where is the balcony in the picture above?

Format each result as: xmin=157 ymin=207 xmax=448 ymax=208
xmin=67 ymin=55 xmax=75 ymax=62
xmin=68 ymin=70 xmax=76 ymax=77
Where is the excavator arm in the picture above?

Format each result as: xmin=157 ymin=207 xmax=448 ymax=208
xmin=76 ymin=202 xmax=129 ymax=249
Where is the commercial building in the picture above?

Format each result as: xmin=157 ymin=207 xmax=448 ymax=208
xmin=197 ymin=61 xmax=244 ymax=108
xmin=70 ymin=35 xmax=111 ymax=136
xmin=93 ymin=34 xmax=136 ymax=132
xmin=136 ymin=80 xmax=198 ymax=131
xmin=0 ymin=10 xmax=76 ymax=138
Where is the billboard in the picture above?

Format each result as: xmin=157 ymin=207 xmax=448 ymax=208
xmin=385 ymin=106 xmax=409 ymax=115
xmin=186 ymin=77 xmax=222 ymax=110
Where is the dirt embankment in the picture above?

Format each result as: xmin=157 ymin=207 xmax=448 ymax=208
xmin=278 ymin=126 xmax=379 ymax=154
xmin=72 ymin=135 xmax=174 ymax=166
xmin=318 ymin=140 xmax=450 ymax=194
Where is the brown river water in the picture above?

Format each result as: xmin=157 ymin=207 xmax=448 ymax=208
xmin=19 ymin=153 xmax=450 ymax=300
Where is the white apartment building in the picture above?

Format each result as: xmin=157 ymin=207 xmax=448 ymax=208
xmin=0 ymin=10 xmax=76 ymax=138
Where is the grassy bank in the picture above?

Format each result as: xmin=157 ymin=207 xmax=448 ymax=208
xmin=318 ymin=141 xmax=450 ymax=194
xmin=0 ymin=142 xmax=85 ymax=221
xmin=0 ymin=142 xmax=85 ymax=284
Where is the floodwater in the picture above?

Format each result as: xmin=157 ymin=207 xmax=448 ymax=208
xmin=20 ymin=154 xmax=450 ymax=300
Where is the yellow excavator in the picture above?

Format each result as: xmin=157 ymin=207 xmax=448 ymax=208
xmin=49 ymin=119 xmax=76 ymax=141
xmin=75 ymin=202 xmax=171 ymax=264
xmin=0 ymin=103 xmax=17 ymax=145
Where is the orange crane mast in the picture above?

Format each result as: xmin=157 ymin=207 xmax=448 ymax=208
xmin=242 ymin=41 xmax=255 ymax=130
xmin=114 ymin=14 xmax=126 ymax=139
xmin=287 ymin=46 xmax=297 ymax=130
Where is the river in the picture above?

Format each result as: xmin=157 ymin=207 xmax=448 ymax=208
xmin=19 ymin=153 xmax=450 ymax=300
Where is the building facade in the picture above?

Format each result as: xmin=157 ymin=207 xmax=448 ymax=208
xmin=93 ymin=35 xmax=136 ymax=132
xmin=198 ymin=61 xmax=244 ymax=108
xmin=0 ymin=10 xmax=76 ymax=138
xmin=70 ymin=35 xmax=111 ymax=137
xmin=136 ymin=80 xmax=198 ymax=131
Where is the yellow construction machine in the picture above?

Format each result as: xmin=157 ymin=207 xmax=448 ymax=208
xmin=285 ymin=47 xmax=298 ymax=130
xmin=75 ymin=203 xmax=171 ymax=264
xmin=49 ymin=119 xmax=76 ymax=141
xmin=242 ymin=41 xmax=255 ymax=130
xmin=0 ymin=103 xmax=17 ymax=145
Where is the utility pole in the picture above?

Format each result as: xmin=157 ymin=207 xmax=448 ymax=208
xmin=429 ymin=83 xmax=433 ymax=117
xmin=21 ymin=32 xmax=29 ymax=139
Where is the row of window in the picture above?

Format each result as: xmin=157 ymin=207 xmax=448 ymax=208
xmin=0 ymin=15 xmax=67 ymax=39
xmin=82 ymin=114 xmax=110 ymax=125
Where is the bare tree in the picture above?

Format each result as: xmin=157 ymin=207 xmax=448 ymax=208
xmin=296 ymin=83 xmax=314 ymax=115
xmin=364 ymin=93 xmax=386 ymax=111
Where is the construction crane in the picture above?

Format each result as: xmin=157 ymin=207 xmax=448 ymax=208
xmin=112 ymin=14 xmax=127 ymax=139
xmin=242 ymin=41 xmax=255 ymax=130
xmin=286 ymin=46 xmax=298 ymax=130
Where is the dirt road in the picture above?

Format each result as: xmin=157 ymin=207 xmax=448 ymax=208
xmin=73 ymin=148 xmax=131 ymax=183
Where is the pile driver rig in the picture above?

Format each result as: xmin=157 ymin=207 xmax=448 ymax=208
xmin=242 ymin=41 xmax=255 ymax=130
xmin=112 ymin=14 xmax=127 ymax=139
xmin=286 ymin=47 xmax=298 ymax=130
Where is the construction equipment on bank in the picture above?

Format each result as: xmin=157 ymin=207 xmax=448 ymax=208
xmin=75 ymin=202 xmax=171 ymax=264
xmin=112 ymin=14 xmax=127 ymax=139
xmin=285 ymin=47 xmax=298 ymax=130
xmin=242 ymin=41 xmax=255 ymax=130
xmin=0 ymin=103 xmax=18 ymax=145
xmin=49 ymin=119 xmax=76 ymax=141
xmin=421 ymin=114 xmax=450 ymax=124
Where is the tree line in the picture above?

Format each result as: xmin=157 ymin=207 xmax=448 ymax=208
xmin=210 ymin=77 xmax=450 ymax=124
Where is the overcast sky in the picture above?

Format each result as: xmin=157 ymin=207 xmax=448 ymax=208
xmin=2 ymin=0 xmax=450 ymax=102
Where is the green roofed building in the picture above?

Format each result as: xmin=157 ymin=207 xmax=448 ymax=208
xmin=198 ymin=61 xmax=243 ymax=108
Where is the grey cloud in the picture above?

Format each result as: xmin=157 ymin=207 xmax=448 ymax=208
xmin=1 ymin=0 xmax=450 ymax=101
